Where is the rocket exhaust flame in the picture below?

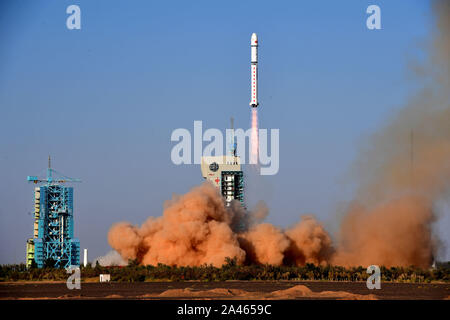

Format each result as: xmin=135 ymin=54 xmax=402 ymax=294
xmin=250 ymin=108 xmax=259 ymax=165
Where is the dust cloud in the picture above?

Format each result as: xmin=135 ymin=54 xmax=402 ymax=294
xmin=331 ymin=0 xmax=450 ymax=268
xmin=108 ymin=182 xmax=334 ymax=267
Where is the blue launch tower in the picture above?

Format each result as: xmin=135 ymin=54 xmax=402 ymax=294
xmin=26 ymin=157 xmax=81 ymax=268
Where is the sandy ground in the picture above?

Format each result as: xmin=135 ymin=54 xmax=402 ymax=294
xmin=0 ymin=281 xmax=448 ymax=300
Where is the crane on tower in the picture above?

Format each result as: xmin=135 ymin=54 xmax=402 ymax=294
xmin=27 ymin=156 xmax=81 ymax=185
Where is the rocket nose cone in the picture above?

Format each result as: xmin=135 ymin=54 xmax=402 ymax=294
xmin=251 ymin=33 xmax=258 ymax=45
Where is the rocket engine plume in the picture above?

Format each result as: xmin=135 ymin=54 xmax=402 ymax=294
xmin=250 ymin=108 xmax=259 ymax=165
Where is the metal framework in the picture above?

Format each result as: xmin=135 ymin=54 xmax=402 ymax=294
xmin=34 ymin=185 xmax=80 ymax=268
xmin=26 ymin=157 xmax=80 ymax=268
xmin=221 ymin=171 xmax=244 ymax=206
xmin=200 ymin=119 xmax=245 ymax=208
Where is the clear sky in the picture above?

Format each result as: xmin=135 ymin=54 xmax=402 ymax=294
xmin=1 ymin=0 xmax=448 ymax=264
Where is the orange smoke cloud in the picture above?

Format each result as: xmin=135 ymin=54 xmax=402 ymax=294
xmin=331 ymin=0 xmax=450 ymax=268
xmin=108 ymin=182 xmax=334 ymax=267
xmin=107 ymin=180 xmax=439 ymax=268
xmin=109 ymin=183 xmax=246 ymax=267
xmin=284 ymin=216 xmax=334 ymax=266
xmin=332 ymin=196 xmax=436 ymax=268
xmin=239 ymin=223 xmax=290 ymax=266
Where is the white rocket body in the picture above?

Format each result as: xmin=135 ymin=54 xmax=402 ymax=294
xmin=250 ymin=33 xmax=259 ymax=108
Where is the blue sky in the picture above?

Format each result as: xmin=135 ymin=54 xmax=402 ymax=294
xmin=1 ymin=0 xmax=447 ymax=264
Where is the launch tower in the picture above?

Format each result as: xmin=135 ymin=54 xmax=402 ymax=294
xmin=201 ymin=118 xmax=244 ymax=206
xmin=26 ymin=157 xmax=81 ymax=268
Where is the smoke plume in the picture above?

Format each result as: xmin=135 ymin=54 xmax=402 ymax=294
xmin=94 ymin=250 xmax=127 ymax=267
xmin=109 ymin=183 xmax=246 ymax=267
xmin=331 ymin=0 xmax=450 ymax=268
xmin=108 ymin=182 xmax=334 ymax=267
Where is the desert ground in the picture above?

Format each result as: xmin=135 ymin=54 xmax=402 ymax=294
xmin=0 ymin=281 xmax=448 ymax=300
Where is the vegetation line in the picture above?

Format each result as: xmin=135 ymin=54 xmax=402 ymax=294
xmin=1 ymin=259 xmax=449 ymax=283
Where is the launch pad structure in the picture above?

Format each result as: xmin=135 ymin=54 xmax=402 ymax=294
xmin=26 ymin=157 xmax=81 ymax=268
xmin=201 ymin=118 xmax=244 ymax=206
xmin=201 ymin=155 xmax=244 ymax=206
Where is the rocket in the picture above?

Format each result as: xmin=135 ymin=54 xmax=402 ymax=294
xmin=250 ymin=33 xmax=259 ymax=108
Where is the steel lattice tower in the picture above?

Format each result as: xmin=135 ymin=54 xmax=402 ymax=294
xmin=26 ymin=157 xmax=80 ymax=268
